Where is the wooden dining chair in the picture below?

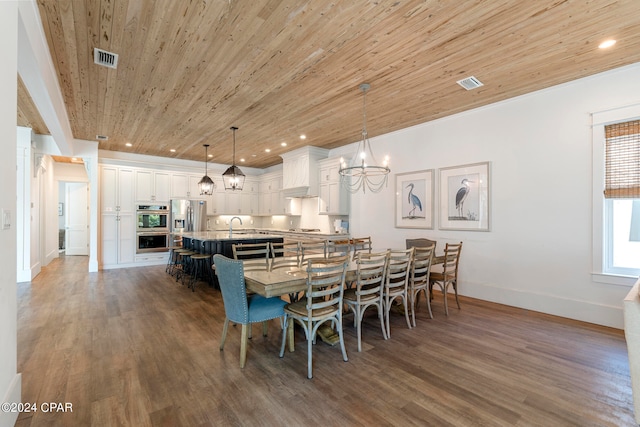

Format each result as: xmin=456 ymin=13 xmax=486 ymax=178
xmin=270 ymin=241 xmax=303 ymax=302
xmin=299 ymin=239 xmax=327 ymax=265
xmin=326 ymin=239 xmax=351 ymax=259
xmin=214 ymin=254 xmax=287 ymax=368
xmin=408 ymin=244 xmax=435 ymax=324
xmin=269 ymin=241 xmax=301 ymax=270
xmin=343 ymin=250 xmax=390 ymax=352
xmin=232 ymin=242 xmax=270 ymax=271
xmin=406 ymin=238 xmax=437 ymax=252
xmin=429 ymin=242 xmax=463 ymax=316
xmin=279 ymin=256 xmax=349 ymax=379
xmin=383 ymin=248 xmax=414 ymax=338
xmin=351 ymin=236 xmax=372 ymax=260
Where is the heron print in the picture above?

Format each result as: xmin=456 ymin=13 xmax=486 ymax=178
xmin=402 ymin=180 xmax=426 ymax=220
xmin=448 ymin=173 xmax=480 ymax=220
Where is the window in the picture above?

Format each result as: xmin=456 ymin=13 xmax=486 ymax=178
xmin=592 ymin=105 xmax=640 ymax=282
xmin=604 ymin=120 xmax=640 ymax=276
xmin=606 ymin=199 xmax=640 ymax=276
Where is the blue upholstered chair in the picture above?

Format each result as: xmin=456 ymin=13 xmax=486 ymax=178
xmin=213 ymin=254 xmax=287 ymax=368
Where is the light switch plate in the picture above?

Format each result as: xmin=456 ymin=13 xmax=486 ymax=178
xmin=1 ymin=209 xmax=10 ymax=230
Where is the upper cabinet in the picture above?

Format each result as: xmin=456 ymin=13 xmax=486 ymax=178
xmin=135 ymin=170 xmax=170 ymax=202
xmin=170 ymin=173 xmax=208 ymax=199
xmin=258 ymin=172 xmax=284 ymax=215
xmin=317 ymin=158 xmax=349 ymax=215
xmin=225 ymin=178 xmax=259 ymax=215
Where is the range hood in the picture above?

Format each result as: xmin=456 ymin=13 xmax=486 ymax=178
xmin=280 ymin=146 xmax=329 ymax=198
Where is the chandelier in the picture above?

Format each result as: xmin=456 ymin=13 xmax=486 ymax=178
xmin=198 ymin=144 xmax=214 ymax=195
xmin=339 ymin=83 xmax=390 ymax=193
xmin=222 ymin=126 xmax=245 ymax=191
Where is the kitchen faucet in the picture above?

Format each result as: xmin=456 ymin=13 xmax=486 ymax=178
xmin=229 ymin=216 xmax=242 ymax=237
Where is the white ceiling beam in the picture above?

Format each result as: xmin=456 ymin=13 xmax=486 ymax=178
xmin=17 ymin=0 xmax=74 ymax=156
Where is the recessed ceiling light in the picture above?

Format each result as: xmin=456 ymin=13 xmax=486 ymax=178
xmin=208 ymin=154 xmax=213 ymax=158
xmin=265 ymin=148 xmax=271 ymax=153
xmin=281 ymin=142 xmax=287 ymax=147
xmin=240 ymin=158 xmax=245 ymax=162
xmin=599 ymin=39 xmax=616 ymax=49
xmin=300 ymin=134 xmax=306 ymax=140
xmin=71 ymin=157 xmax=78 ymax=161
xmin=125 ymin=143 xmax=132 ymax=147
xmin=170 ymin=149 xmax=176 ymax=153
xmin=252 ymin=154 xmax=257 ymax=157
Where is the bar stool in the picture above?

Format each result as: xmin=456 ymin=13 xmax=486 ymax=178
xmin=166 ymin=244 xmax=183 ymax=276
xmin=189 ymin=253 xmax=214 ymax=291
xmin=175 ymin=249 xmax=196 ymax=284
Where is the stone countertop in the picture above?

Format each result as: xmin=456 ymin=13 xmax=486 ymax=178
xmin=206 ymin=228 xmax=350 ymax=239
xmin=179 ymin=231 xmax=283 ymax=241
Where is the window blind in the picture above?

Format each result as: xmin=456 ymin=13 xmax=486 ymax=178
xmin=604 ymin=119 xmax=640 ymax=198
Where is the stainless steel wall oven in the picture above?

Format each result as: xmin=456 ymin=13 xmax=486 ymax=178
xmin=136 ymin=204 xmax=169 ymax=253
xmin=136 ymin=204 xmax=169 ymax=232
xmin=137 ymin=232 xmax=169 ymax=253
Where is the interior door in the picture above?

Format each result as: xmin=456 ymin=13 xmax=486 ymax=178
xmin=65 ymin=182 xmax=89 ymax=255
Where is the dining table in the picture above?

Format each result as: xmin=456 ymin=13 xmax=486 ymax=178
xmin=244 ymin=255 xmax=445 ymax=298
xmin=243 ymin=253 xmax=445 ymax=349
xmin=244 ymin=263 xmax=359 ymax=349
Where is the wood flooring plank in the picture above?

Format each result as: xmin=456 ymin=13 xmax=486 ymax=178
xmin=15 ymin=255 xmax=636 ymax=426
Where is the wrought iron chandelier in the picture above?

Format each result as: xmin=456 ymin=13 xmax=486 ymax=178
xmin=339 ymin=83 xmax=390 ymax=193
xmin=198 ymin=144 xmax=214 ymax=195
xmin=222 ymin=126 xmax=245 ymax=191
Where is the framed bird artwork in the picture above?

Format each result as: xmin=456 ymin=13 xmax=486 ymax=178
xmin=395 ymin=169 xmax=434 ymax=229
xmin=439 ymin=161 xmax=490 ymax=231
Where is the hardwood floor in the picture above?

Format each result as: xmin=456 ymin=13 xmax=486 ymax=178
xmin=15 ymin=255 xmax=635 ymax=426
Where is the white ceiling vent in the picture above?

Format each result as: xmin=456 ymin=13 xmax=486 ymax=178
xmin=457 ymin=76 xmax=484 ymax=90
xmin=96 ymin=134 xmax=109 ymax=141
xmin=94 ymin=48 xmax=118 ymax=69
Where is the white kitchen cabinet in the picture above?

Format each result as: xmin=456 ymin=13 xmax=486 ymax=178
xmin=243 ymin=179 xmax=260 ymax=215
xmin=210 ymin=177 xmax=226 ymax=215
xmin=170 ymin=173 xmax=188 ymax=199
xmin=135 ymin=169 xmax=170 ymax=202
xmin=225 ymin=178 xmax=259 ymax=215
xmin=318 ymin=158 xmax=349 ymax=215
xmin=171 ymin=173 xmax=208 ymax=199
xmin=100 ymin=165 xmax=136 ymax=267
xmin=189 ymin=175 xmax=205 ymax=198
xmin=283 ymin=198 xmax=302 ymax=216
xmin=258 ymin=173 xmax=284 ymax=215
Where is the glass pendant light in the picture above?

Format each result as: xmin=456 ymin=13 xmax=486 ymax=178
xmin=222 ymin=126 xmax=245 ymax=191
xmin=198 ymin=144 xmax=214 ymax=195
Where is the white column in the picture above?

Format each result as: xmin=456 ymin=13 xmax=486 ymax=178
xmin=0 ymin=2 xmax=21 ymax=427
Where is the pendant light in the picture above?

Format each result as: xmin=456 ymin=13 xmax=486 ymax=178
xmin=222 ymin=126 xmax=245 ymax=191
xmin=338 ymin=83 xmax=390 ymax=193
xmin=198 ymin=144 xmax=214 ymax=195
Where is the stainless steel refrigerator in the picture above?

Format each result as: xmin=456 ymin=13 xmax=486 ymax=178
xmin=170 ymin=199 xmax=207 ymax=233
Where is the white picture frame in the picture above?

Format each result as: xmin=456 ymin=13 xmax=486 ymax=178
xmin=439 ymin=161 xmax=490 ymax=231
xmin=395 ymin=169 xmax=434 ymax=229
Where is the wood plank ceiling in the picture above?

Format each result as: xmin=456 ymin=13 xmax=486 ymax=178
xmin=16 ymin=0 xmax=640 ymax=169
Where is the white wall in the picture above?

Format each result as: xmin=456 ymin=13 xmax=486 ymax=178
xmin=333 ymin=62 xmax=640 ymax=329
xmin=1 ymin=3 xmax=20 ymax=427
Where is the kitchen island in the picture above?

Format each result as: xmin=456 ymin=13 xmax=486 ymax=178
xmin=179 ymin=231 xmax=284 ymax=258
xmin=203 ymin=228 xmax=350 ymax=242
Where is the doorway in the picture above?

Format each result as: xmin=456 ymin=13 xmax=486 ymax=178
xmin=60 ymin=182 xmax=89 ymax=256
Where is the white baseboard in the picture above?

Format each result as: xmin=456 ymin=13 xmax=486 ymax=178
xmin=462 ymin=282 xmax=623 ymax=329
xmin=0 ymin=373 xmax=21 ymax=427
